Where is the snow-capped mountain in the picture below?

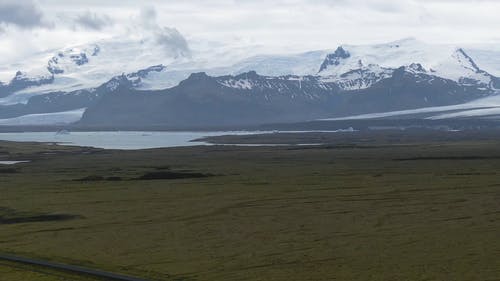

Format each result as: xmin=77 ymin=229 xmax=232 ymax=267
xmin=317 ymin=38 xmax=498 ymax=91
xmin=0 ymin=71 xmax=54 ymax=99
xmin=1 ymin=37 xmax=498 ymax=99
xmin=0 ymin=37 xmax=499 ymax=127
xmin=0 ymin=33 xmax=192 ymax=104
xmin=46 ymin=45 xmax=100 ymax=75
xmin=75 ymin=66 xmax=494 ymax=128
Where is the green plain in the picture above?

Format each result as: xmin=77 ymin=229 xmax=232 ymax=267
xmin=0 ymin=137 xmax=499 ymax=280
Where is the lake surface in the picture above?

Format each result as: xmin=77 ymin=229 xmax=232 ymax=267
xmin=0 ymin=161 xmax=30 ymax=165
xmin=0 ymin=131 xmax=273 ymax=150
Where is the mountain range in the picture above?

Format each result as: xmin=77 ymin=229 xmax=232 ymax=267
xmin=0 ymin=37 xmax=499 ymax=128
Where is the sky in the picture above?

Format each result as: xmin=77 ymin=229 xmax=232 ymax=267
xmin=0 ymin=0 xmax=499 ymax=64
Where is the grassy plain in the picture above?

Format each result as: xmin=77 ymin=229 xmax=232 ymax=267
xmin=0 ymin=133 xmax=499 ymax=280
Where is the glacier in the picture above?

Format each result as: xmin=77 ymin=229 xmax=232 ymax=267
xmin=0 ymin=37 xmax=499 ymax=126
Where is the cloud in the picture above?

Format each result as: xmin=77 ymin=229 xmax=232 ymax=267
xmin=155 ymin=27 xmax=191 ymax=58
xmin=139 ymin=6 xmax=157 ymax=28
xmin=137 ymin=6 xmax=191 ymax=57
xmin=0 ymin=0 xmax=46 ymax=29
xmin=0 ymin=0 xmax=498 ymax=64
xmin=74 ymin=11 xmax=113 ymax=30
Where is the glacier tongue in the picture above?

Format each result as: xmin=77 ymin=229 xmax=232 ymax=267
xmin=0 ymin=108 xmax=86 ymax=126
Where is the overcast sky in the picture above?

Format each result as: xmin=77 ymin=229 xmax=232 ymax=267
xmin=0 ymin=0 xmax=499 ymax=63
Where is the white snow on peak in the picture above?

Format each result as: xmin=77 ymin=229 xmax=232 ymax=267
xmin=134 ymin=47 xmax=331 ymax=91
xmin=219 ymin=78 xmax=254 ymax=90
xmin=318 ymin=38 xmax=495 ymax=87
xmin=434 ymin=48 xmax=491 ymax=86
xmin=321 ymin=64 xmax=393 ymax=90
xmin=319 ymin=38 xmax=433 ymax=75
xmin=465 ymin=48 xmax=500 ymax=77
xmin=0 ymin=37 xmax=499 ymax=106
xmin=106 ymin=79 xmax=120 ymax=92
xmin=0 ymin=35 xmax=186 ymax=97
xmin=220 ymin=50 xmax=331 ymax=77
xmin=45 ymin=45 xmax=100 ymax=76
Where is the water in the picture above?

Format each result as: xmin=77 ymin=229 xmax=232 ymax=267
xmin=0 ymin=131 xmax=272 ymax=150
xmin=0 ymin=161 xmax=30 ymax=165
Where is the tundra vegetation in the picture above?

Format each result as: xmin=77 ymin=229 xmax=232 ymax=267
xmin=0 ymin=131 xmax=499 ymax=280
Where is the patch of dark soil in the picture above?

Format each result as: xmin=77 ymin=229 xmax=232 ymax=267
xmin=451 ymin=172 xmax=485 ymax=176
xmin=74 ymin=175 xmax=122 ymax=182
xmin=136 ymin=171 xmax=213 ymax=180
xmin=75 ymin=171 xmax=211 ymax=181
xmin=394 ymin=156 xmax=500 ymax=161
xmin=0 ymin=207 xmax=82 ymax=225
xmin=75 ymin=175 xmax=105 ymax=181
xmin=0 ymin=214 xmax=81 ymax=224
xmin=0 ymin=168 xmax=18 ymax=174
xmin=154 ymin=165 xmax=171 ymax=170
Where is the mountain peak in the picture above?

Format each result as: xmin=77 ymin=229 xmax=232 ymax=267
xmin=127 ymin=64 xmax=166 ymax=79
xmin=454 ymin=48 xmax=481 ymax=73
xmin=318 ymin=46 xmax=351 ymax=72
xmin=14 ymin=71 xmax=25 ymax=78
xmin=235 ymin=71 xmax=259 ymax=79
xmin=406 ymin=63 xmax=427 ymax=73
xmin=179 ymin=72 xmax=214 ymax=86
xmin=101 ymin=74 xmax=133 ymax=93
xmin=187 ymin=72 xmax=210 ymax=80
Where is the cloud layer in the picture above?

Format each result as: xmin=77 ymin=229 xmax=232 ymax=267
xmin=0 ymin=0 xmax=498 ymax=64
xmin=74 ymin=11 xmax=113 ymax=30
xmin=0 ymin=0 xmax=46 ymax=29
xmin=136 ymin=7 xmax=191 ymax=57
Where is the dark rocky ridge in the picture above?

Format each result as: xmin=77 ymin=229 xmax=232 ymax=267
xmin=319 ymin=46 xmax=351 ymax=72
xmin=0 ymin=71 xmax=54 ymax=98
xmin=77 ymin=68 xmax=495 ymax=128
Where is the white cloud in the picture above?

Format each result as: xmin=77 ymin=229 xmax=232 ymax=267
xmin=138 ymin=6 xmax=157 ymax=29
xmin=74 ymin=11 xmax=113 ymax=30
xmin=136 ymin=6 xmax=191 ymax=57
xmin=0 ymin=0 xmax=48 ymax=29
xmin=0 ymin=0 xmax=498 ymax=64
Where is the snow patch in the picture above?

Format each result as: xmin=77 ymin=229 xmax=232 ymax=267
xmin=219 ymin=79 xmax=254 ymax=90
